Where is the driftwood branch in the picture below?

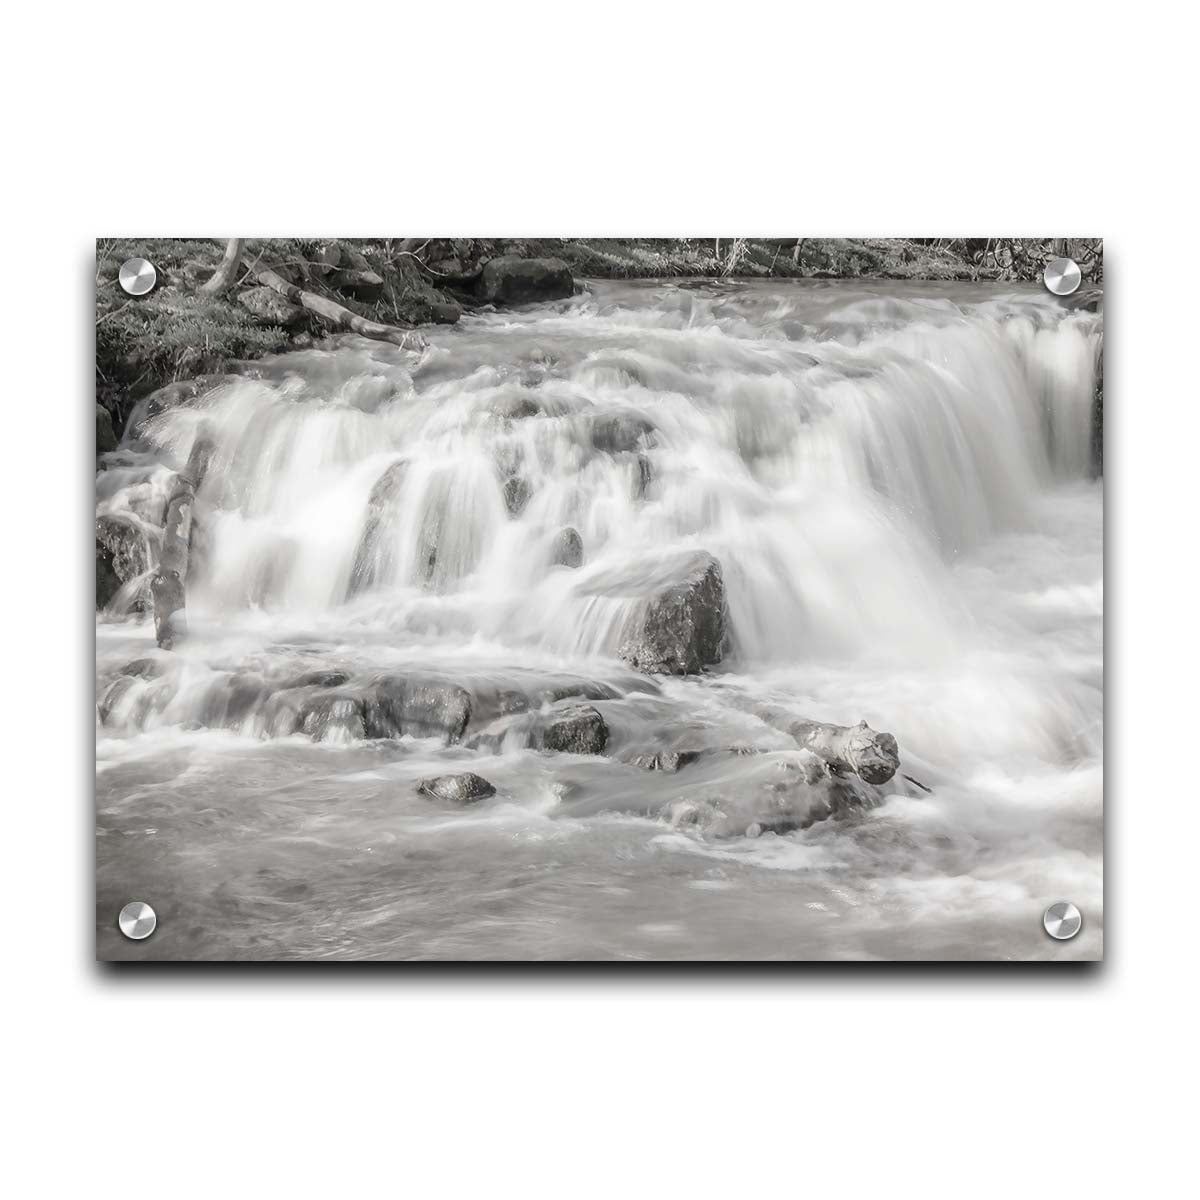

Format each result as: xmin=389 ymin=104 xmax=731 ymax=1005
xmin=200 ymin=238 xmax=245 ymax=295
xmin=249 ymin=262 xmax=424 ymax=349
xmin=151 ymin=424 xmax=215 ymax=648
xmin=788 ymin=719 xmax=900 ymax=784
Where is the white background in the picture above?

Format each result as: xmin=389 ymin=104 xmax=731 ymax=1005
xmin=2 ymin=4 xmax=1196 ymax=1197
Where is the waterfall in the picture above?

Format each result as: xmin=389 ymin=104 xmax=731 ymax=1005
xmin=115 ymin=283 xmax=1099 ymax=670
xmin=97 ymin=278 xmax=1103 ymax=960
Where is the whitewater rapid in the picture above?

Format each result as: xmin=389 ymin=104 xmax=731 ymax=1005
xmin=96 ymin=278 xmax=1103 ymax=960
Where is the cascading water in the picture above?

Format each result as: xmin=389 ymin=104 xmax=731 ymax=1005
xmin=96 ymin=278 xmax=1103 ymax=960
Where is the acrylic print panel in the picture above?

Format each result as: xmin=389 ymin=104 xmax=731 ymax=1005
xmin=95 ymin=238 xmax=1104 ymax=961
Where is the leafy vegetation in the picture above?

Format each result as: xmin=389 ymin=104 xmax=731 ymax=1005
xmin=96 ymin=236 xmax=1103 ymax=439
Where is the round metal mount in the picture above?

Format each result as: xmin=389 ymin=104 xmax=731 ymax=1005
xmin=118 ymin=257 xmax=157 ymax=296
xmin=1043 ymin=901 xmax=1082 ymax=941
xmin=118 ymin=901 xmax=157 ymax=941
xmin=1043 ymin=256 xmax=1082 ymax=297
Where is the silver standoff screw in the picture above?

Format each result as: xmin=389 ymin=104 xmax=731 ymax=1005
xmin=1042 ymin=901 xmax=1082 ymax=940
xmin=118 ymin=257 xmax=157 ymax=296
xmin=118 ymin=901 xmax=157 ymax=941
xmin=1043 ymin=256 xmax=1082 ymax=297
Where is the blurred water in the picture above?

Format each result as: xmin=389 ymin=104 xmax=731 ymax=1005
xmin=97 ymin=278 xmax=1102 ymax=960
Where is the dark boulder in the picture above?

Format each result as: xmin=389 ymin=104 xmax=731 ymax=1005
xmin=96 ymin=404 xmax=117 ymax=454
xmin=363 ymin=674 xmax=473 ymax=743
xmin=550 ymin=526 xmax=583 ymax=568
xmin=478 ymin=256 xmax=574 ymax=305
xmin=330 ymin=268 xmax=384 ymax=302
xmin=417 ymin=772 xmax=496 ymax=804
xmin=96 ymin=515 xmax=152 ymax=610
xmin=539 ymin=704 xmax=608 ymax=755
xmin=238 ymin=286 xmax=307 ymax=327
xmin=617 ymin=552 xmax=726 ymax=675
xmin=428 ymin=299 xmax=463 ymax=325
xmin=591 ymin=412 xmax=656 ymax=454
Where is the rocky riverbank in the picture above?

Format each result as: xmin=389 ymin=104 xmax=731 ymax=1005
xmin=96 ymin=237 xmax=1102 ymax=445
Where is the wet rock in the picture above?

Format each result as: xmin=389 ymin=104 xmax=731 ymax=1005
xmin=537 ymin=679 xmax=625 ymax=705
xmin=120 ymin=657 xmax=168 ymax=680
xmin=492 ymin=393 xmax=542 ymax=421
xmin=617 ymin=552 xmax=726 ymax=675
xmin=238 ymin=286 xmax=307 ymax=327
xmin=635 ymin=454 xmax=652 ymax=500
xmin=478 ymin=256 xmax=574 ymax=305
xmin=417 ymin=772 xmax=496 ymax=804
xmin=97 ymin=675 xmax=137 ymax=725
xmin=223 ymin=675 xmax=269 ymax=729
xmin=629 ymin=749 xmax=701 ymax=772
xmin=96 ymin=404 xmax=117 ymax=454
xmin=428 ymin=300 xmax=462 ymax=325
xmin=590 ymin=412 xmax=655 ymax=455
xmin=259 ymin=689 xmax=306 ymax=738
xmin=539 ymin=704 xmax=608 ymax=755
xmin=503 ymin=475 xmax=531 ymax=516
xmin=665 ymin=750 xmax=877 ymax=837
xmin=364 ymin=674 xmax=473 ymax=743
xmin=300 ymin=693 xmax=366 ymax=742
xmin=126 ymin=374 xmax=238 ymax=438
xmin=349 ymin=460 xmax=408 ymax=594
xmin=550 ymin=526 xmax=583 ymax=568
xmin=96 ymin=515 xmax=152 ymax=610
xmin=289 ymin=669 xmax=351 ymax=690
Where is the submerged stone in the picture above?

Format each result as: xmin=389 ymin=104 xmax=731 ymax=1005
xmin=363 ymin=674 xmax=473 ymax=743
xmin=120 ymin=657 xmax=168 ymax=680
xmin=629 ymin=749 xmax=701 ymax=772
xmin=503 ymin=475 xmax=531 ymax=516
xmin=550 ymin=526 xmax=583 ymax=568
xmin=492 ymin=393 xmax=542 ymax=421
xmin=539 ymin=704 xmax=608 ymax=755
xmin=590 ymin=412 xmax=655 ymax=455
xmin=349 ymin=460 xmax=408 ymax=595
xmin=300 ymin=693 xmax=366 ymax=742
xmin=417 ymin=772 xmax=496 ymax=804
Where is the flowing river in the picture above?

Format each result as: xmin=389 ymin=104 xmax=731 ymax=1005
xmin=96 ymin=278 xmax=1103 ymax=960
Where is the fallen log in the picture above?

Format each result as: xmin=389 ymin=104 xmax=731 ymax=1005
xmin=249 ymin=263 xmax=425 ymax=350
xmin=151 ymin=423 xmax=216 ymax=648
xmin=787 ymin=719 xmax=900 ymax=785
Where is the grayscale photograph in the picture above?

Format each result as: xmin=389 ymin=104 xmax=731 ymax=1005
xmin=94 ymin=237 xmax=1104 ymax=961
